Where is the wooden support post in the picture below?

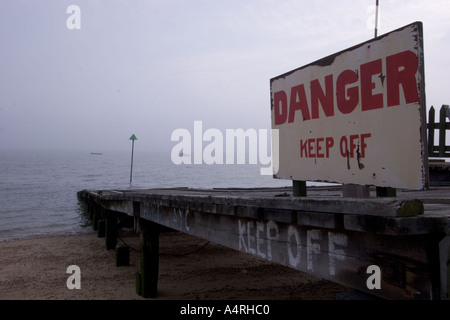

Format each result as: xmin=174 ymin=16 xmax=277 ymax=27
xmin=139 ymin=220 xmax=159 ymax=298
xmin=88 ymin=201 xmax=94 ymax=220
xmin=92 ymin=205 xmax=99 ymax=231
xmin=115 ymin=244 xmax=130 ymax=267
xmin=376 ymin=186 xmax=397 ymax=197
xmin=97 ymin=219 xmax=106 ymax=238
xmin=293 ymin=180 xmax=307 ymax=197
xmin=135 ymin=271 xmax=142 ymax=296
xmin=105 ymin=211 xmax=117 ymax=250
xmin=439 ymin=236 xmax=450 ymax=300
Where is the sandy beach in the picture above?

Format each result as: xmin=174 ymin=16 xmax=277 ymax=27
xmin=0 ymin=230 xmax=348 ymax=300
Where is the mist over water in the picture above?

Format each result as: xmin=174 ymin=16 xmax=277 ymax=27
xmin=0 ymin=149 xmax=290 ymax=241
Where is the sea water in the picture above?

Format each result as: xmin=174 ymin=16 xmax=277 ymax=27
xmin=0 ymin=149 xmax=290 ymax=241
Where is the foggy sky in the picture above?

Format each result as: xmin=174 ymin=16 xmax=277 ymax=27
xmin=1 ymin=0 xmax=449 ymax=153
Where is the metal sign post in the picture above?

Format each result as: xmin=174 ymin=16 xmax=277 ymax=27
xmin=129 ymin=134 xmax=137 ymax=185
xmin=374 ymin=0 xmax=379 ymax=37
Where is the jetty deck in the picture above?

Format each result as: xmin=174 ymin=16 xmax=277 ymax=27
xmin=77 ymin=183 xmax=450 ymax=300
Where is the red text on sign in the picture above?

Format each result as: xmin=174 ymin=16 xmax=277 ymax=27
xmin=300 ymin=133 xmax=371 ymax=159
xmin=300 ymin=137 xmax=334 ymax=158
xmin=273 ymin=50 xmax=419 ymax=125
xmin=339 ymin=133 xmax=372 ymax=158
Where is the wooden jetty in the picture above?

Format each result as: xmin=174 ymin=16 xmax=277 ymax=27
xmin=77 ymin=182 xmax=450 ymax=300
xmin=77 ymin=105 xmax=450 ymax=300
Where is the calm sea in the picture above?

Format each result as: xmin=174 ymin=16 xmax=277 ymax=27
xmin=0 ymin=149 xmax=290 ymax=241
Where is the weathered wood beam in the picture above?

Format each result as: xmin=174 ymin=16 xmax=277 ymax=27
xmin=97 ymin=219 xmax=106 ymax=238
xmin=105 ymin=210 xmax=117 ymax=250
xmin=134 ymin=202 xmax=441 ymax=299
xmin=124 ymin=194 xmax=425 ymax=218
xmin=439 ymin=236 xmax=450 ymax=300
xmin=138 ymin=219 xmax=160 ymax=298
xmin=78 ymin=188 xmax=449 ymax=300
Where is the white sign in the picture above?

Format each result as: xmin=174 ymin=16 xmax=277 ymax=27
xmin=270 ymin=22 xmax=428 ymax=190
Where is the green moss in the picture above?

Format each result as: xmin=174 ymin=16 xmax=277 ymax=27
xmin=397 ymin=199 xmax=424 ymax=217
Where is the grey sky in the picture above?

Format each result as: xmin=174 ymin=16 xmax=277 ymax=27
xmin=1 ymin=0 xmax=449 ymax=152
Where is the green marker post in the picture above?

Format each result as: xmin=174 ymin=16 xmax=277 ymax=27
xmin=129 ymin=134 xmax=137 ymax=185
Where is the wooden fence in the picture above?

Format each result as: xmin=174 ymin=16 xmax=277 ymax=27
xmin=427 ymin=105 xmax=450 ymax=158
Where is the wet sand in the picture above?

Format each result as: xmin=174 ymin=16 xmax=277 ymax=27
xmin=0 ymin=230 xmax=348 ymax=300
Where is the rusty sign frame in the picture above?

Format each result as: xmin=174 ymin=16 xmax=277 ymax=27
xmin=270 ymin=21 xmax=429 ymax=190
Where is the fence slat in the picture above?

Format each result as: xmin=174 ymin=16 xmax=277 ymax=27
xmin=439 ymin=106 xmax=447 ymax=156
xmin=428 ymin=106 xmax=435 ymax=156
xmin=428 ymin=105 xmax=450 ymax=158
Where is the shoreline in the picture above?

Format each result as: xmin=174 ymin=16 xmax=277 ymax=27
xmin=0 ymin=230 xmax=348 ymax=300
xmin=0 ymin=228 xmax=94 ymax=244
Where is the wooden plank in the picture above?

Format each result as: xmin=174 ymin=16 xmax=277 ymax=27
xmin=439 ymin=105 xmax=448 ymax=157
xmin=133 ymin=203 xmax=437 ymax=299
xmin=237 ymin=194 xmax=407 ymax=216
xmin=147 ymin=192 xmax=424 ymax=217
xmin=264 ymin=208 xmax=297 ymax=224
xmin=229 ymin=196 xmax=424 ymax=217
xmin=82 ymin=188 xmax=448 ymax=233
xmin=428 ymin=106 xmax=436 ymax=156
xmin=296 ymin=211 xmax=342 ymax=229
xmin=78 ymin=188 xmax=450 ymax=300
xmin=428 ymin=105 xmax=450 ymax=158
xmin=343 ymin=214 xmax=448 ymax=235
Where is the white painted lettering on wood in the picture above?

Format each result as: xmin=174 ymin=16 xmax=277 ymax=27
xmin=238 ymin=219 xmax=347 ymax=277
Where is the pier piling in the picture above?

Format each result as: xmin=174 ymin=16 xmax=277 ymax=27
xmin=138 ymin=219 xmax=159 ymax=298
xmin=105 ymin=210 xmax=117 ymax=250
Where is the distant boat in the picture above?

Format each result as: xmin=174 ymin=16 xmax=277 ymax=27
xmin=90 ymin=152 xmax=103 ymax=155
